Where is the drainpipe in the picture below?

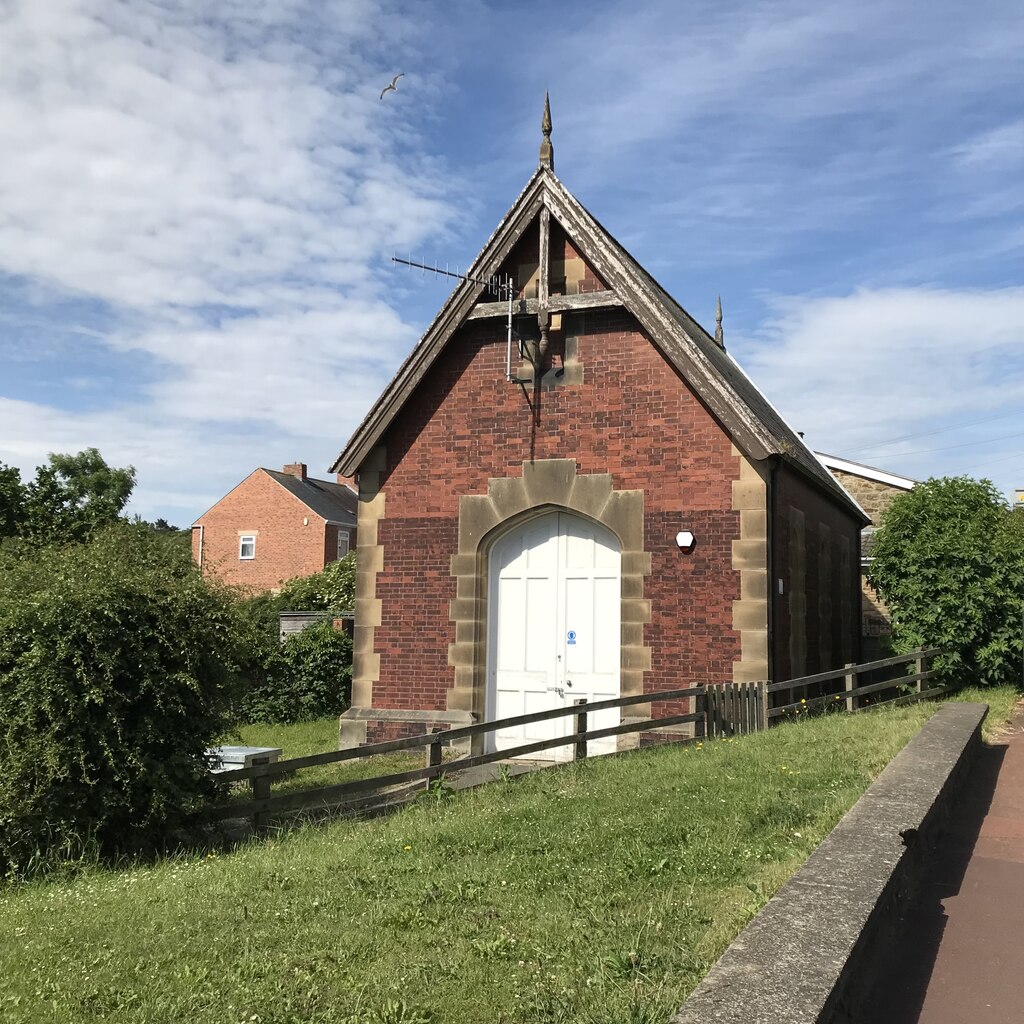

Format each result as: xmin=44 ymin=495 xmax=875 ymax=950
xmin=194 ymin=524 xmax=204 ymax=572
xmin=766 ymin=457 xmax=778 ymax=686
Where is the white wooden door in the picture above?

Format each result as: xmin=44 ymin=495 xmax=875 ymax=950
xmin=488 ymin=512 xmax=620 ymax=760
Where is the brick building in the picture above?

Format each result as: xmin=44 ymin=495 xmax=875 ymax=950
xmin=332 ymin=104 xmax=867 ymax=753
xmin=816 ymin=453 xmax=916 ymax=659
xmin=191 ymin=463 xmax=357 ymax=592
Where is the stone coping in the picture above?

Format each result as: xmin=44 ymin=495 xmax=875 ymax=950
xmin=340 ymin=707 xmax=474 ymax=726
xmin=671 ymin=701 xmax=988 ymax=1024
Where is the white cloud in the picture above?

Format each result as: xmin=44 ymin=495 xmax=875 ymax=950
xmin=122 ymin=301 xmax=414 ymax=436
xmin=0 ymin=0 xmax=467 ymax=522
xmin=1 ymin=0 xmax=1022 ymax=524
xmin=512 ymin=0 xmax=1024 ymax=284
xmin=952 ymin=121 xmax=1024 ymax=170
xmin=734 ymin=286 xmax=1024 ymax=492
xmin=0 ymin=0 xmax=453 ymax=309
xmin=0 ymin=388 xmax=370 ymax=526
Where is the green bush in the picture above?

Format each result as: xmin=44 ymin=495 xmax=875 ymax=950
xmin=278 ymin=552 xmax=356 ymax=613
xmin=229 ymin=554 xmax=356 ymax=724
xmin=868 ymin=477 xmax=1024 ymax=688
xmin=234 ymin=621 xmax=353 ymax=724
xmin=0 ymin=524 xmax=235 ymax=877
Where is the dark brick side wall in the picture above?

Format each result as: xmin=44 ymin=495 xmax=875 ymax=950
xmin=368 ymin=306 xmax=744 ymax=711
xmin=772 ymin=463 xmax=862 ymax=681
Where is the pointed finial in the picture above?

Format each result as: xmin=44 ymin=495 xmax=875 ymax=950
xmin=714 ymin=295 xmax=725 ymax=348
xmin=539 ymin=92 xmax=553 ymax=170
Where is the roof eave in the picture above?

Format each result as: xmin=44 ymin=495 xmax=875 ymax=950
xmin=331 ymin=167 xmax=550 ymax=476
xmin=331 ymin=166 xmax=862 ymax=526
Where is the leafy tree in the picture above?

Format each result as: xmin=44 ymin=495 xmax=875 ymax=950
xmin=19 ymin=448 xmax=136 ymax=544
xmin=0 ymin=463 xmax=24 ymax=539
xmin=132 ymin=515 xmax=192 ymax=560
xmin=0 ymin=522 xmax=235 ymax=877
xmin=868 ymin=477 xmax=1024 ymax=688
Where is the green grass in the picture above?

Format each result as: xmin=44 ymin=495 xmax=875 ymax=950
xmin=1 ymin=689 xmax=1017 ymax=1024
xmin=944 ymin=684 xmax=1019 ymax=739
xmin=219 ymin=718 xmax=428 ymax=799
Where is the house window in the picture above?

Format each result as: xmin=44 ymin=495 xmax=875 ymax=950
xmin=337 ymin=530 xmax=350 ymax=559
xmin=860 ymin=526 xmax=877 ymax=569
xmin=239 ymin=534 xmax=256 ymax=560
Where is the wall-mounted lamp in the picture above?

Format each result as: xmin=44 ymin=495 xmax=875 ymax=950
xmin=676 ymin=530 xmax=696 ymax=552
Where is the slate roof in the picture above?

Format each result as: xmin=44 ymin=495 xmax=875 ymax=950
xmin=332 ymin=165 xmax=867 ymax=524
xmin=265 ymin=470 xmax=357 ymax=526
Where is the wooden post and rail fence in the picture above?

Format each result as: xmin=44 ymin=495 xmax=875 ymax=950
xmin=212 ymin=647 xmax=942 ymax=830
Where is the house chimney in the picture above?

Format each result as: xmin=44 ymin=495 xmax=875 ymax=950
xmin=337 ymin=473 xmax=357 ymax=492
xmin=283 ymin=463 xmax=307 ymax=481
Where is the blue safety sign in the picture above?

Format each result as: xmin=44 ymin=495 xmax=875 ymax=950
xmin=567 ymin=630 xmax=577 ymax=645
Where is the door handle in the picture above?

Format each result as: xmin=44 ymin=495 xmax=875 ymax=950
xmin=547 ymin=686 xmax=565 ymax=698
xmin=566 ymin=679 xmax=573 ymax=688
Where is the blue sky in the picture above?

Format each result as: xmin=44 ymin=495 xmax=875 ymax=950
xmin=1 ymin=0 xmax=1022 ymax=525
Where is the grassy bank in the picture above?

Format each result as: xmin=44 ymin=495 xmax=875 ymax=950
xmin=1 ymin=690 xmax=1017 ymax=1024
xmin=220 ymin=719 xmax=427 ymax=799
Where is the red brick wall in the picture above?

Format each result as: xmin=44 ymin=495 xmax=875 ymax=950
xmin=324 ymin=522 xmax=354 ymax=567
xmin=192 ymin=470 xmax=329 ymax=592
xmin=369 ymin=305 xmax=744 ymax=711
xmin=361 ymin=719 xmax=459 ymax=744
xmin=771 ymin=463 xmax=862 ymax=682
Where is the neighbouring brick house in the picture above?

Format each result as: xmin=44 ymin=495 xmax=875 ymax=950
xmin=816 ymin=453 xmax=916 ymax=659
xmin=191 ymin=463 xmax=357 ymax=592
xmin=331 ymin=103 xmax=868 ymax=754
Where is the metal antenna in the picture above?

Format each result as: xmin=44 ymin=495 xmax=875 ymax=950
xmin=392 ymin=255 xmax=514 ymax=298
xmin=391 ymin=255 xmax=529 ymax=382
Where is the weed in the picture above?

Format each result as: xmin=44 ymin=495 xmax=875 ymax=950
xmin=415 ymin=775 xmax=455 ymax=807
xmin=342 ymin=1001 xmax=434 ymax=1024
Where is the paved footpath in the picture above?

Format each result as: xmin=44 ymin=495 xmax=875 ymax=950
xmin=864 ymin=707 xmax=1024 ymax=1024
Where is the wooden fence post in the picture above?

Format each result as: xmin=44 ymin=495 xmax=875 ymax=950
xmin=914 ymin=646 xmax=924 ymax=693
xmin=251 ymin=756 xmax=271 ymax=831
xmin=426 ymin=736 xmax=443 ymax=790
xmin=573 ymin=699 xmax=588 ymax=761
xmin=696 ymin=690 xmax=707 ymax=742
xmin=760 ymin=681 xmax=769 ymax=732
xmin=844 ymin=663 xmax=856 ymax=713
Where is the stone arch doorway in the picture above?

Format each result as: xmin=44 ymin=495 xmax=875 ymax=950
xmin=445 ymin=459 xmax=652 ymax=746
xmin=485 ymin=510 xmax=621 ymax=759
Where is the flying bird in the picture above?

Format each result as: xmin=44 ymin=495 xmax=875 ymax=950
xmin=380 ymin=73 xmax=404 ymax=99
